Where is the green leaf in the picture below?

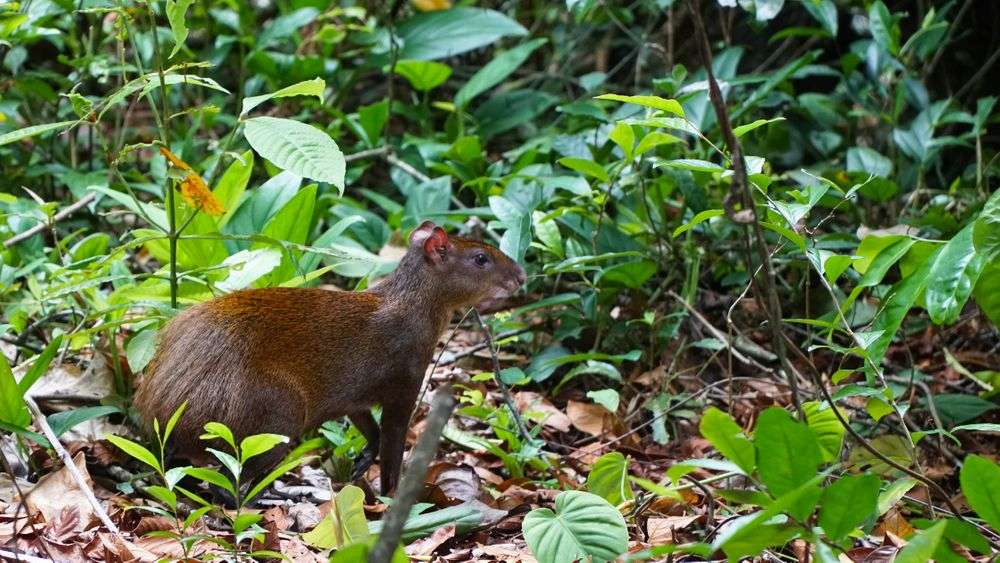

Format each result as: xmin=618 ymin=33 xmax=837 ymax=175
xmin=973 ymin=188 xmax=1000 ymax=262
xmin=454 ymin=38 xmax=546 ymax=108
xmin=303 ymin=484 xmax=370 ymax=548
xmin=818 ymin=474 xmax=880 ymax=540
xmin=0 ymin=353 xmax=29 ymax=428
xmin=0 ymin=120 xmax=77 ymax=147
xmin=673 ymin=209 xmax=724 ymax=238
xmin=973 ymin=260 xmax=1000 ymax=326
xmin=658 ymin=158 xmax=725 ymax=173
xmin=869 ymin=1 xmax=900 ymax=55
xmin=587 ymin=389 xmax=620 ymax=413
xmin=846 ymin=146 xmax=893 ymax=178
xmin=557 ymin=157 xmax=609 ymax=183
xmin=393 ymin=59 xmax=452 ymax=92
xmin=126 ymin=328 xmax=158 ymax=374
xmin=165 ymin=0 xmax=194 ymax=58
xmin=240 ymin=77 xmax=325 ymax=116
xmin=244 ymin=456 xmax=306 ymax=503
xmin=878 ymin=478 xmax=918 ymax=514
xmin=926 ymin=224 xmax=986 ymax=325
xmin=896 ymin=520 xmax=946 ymax=563
xmin=184 ymin=467 xmax=236 ymax=496
xmin=960 ymin=454 xmax=1000 ymax=532
xmin=202 ymin=421 xmax=237 ymax=451
xmin=239 ymin=433 xmax=289 ymax=464
xmin=608 ymin=122 xmax=635 ymax=159
xmin=163 ymin=402 xmax=187 ymax=445
xmin=634 ymin=131 xmax=683 ymax=155
xmin=733 ymin=117 xmax=785 ymax=137
xmin=586 ymin=452 xmax=633 ymax=506
xmin=594 ymin=93 xmax=685 ymax=117
xmin=868 ymin=246 xmax=940 ymax=364
xmin=18 ymin=335 xmax=62 ymax=395
xmin=753 ymin=408 xmax=823 ymax=519
xmin=47 ymin=406 xmax=119 ymax=438
xmin=243 ymin=116 xmax=345 ymax=190
xmin=522 ymin=491 xmax=628 ymax=563
xmin=926 ymin=394 xmax=998 ymax=426
xmin=396 ymin=7 xmax=527 ymax=60
xmin=473 ymin=89 xmax=557 ymax=138
xmin=328 ymin=540 xmax=407 ymax=563
xmin=106 ymin=435 xmax=161 ymax=473
xmin=699 ymin=407 xmax=756 ymax=474
xmin=803 ymin=401 xmax=844 ymax=462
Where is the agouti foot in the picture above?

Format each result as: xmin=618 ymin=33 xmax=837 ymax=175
xmin=350 ymin=447 xmax=377 ymax=481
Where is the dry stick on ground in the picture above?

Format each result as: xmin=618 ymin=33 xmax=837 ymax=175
xmin=0 ymin=548 xmax=59 ymax=563
xmin=686 ymin=0 xmax=804 ymax=419
xmin=369 ymin=387 xmax=457 ymax=563
xmin=23 ymin=395 xmax=120 ymax=535
xmin=4 ymin=192 xmax=97 ymax=248
xmin=474 ymin=310 xmax=533 ymax=443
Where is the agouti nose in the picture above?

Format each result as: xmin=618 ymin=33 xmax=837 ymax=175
xmin=514 ymin=264 xmax=526 ymax=286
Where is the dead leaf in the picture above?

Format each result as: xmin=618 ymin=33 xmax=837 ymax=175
xmin=474 ymin=541 xmax=537 ymax=563
xmin=567 ymin=400 xmax=611 ymax=436
xmin=426 ymin=463 xmax=481 ymax=505
xmin=24 ymin=452 xmax=97 ymax=532
xmin=876 ymin=508 xmax=914 ymax=539
xmin=514 ymin=392 xmax=571 ymax=432
xmin=646 ymin=515 xmax=699 ymax=543
xmin=281 ymin=535 xmax=324 ymax=563
xmin=406 ymin=524 xmax=456 ymax=556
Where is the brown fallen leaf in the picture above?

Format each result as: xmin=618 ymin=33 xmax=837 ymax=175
xmin=876 ymin=508 xmax=914 ymax=539
xmin=281 ymin=535 xmax=325 ymax=563
xmin=426 ymin=462 xmax=481 ymax=505
xmin=24 ymin=452 xmax=97 ymax=532
xmin=646 ymin=515 xmax=699 ymax=543
xmin=406 ymin=523 xmax=456 ymax=557
xmin=474 ymin=541 xmax=538 ymax=563
xmin=567 ymin=400 xmax=611 ymax=436
xmin=514 ymin=392 xmax=571 ymax=432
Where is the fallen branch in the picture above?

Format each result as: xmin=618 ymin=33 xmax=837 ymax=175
xmin=23 ymin=395 xmax=120 ymax=535
xmin=369 ymin=387 xmax=457 ymax=563
xmin=4 ymin=192 xmax=97 ymax=248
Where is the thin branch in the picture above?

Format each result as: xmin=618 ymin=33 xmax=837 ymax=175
xmin=0 ymin=548 xmax=58 ymax=563
xmin=4 ymin=192 xmax=97 ymax=248
xmin=369 ymin=387 xmax=456 ymax=563
xmin=474 ymin=310 xmax=533 ymax=443
xmin=24 ymin=396 xmax=120 ymax=534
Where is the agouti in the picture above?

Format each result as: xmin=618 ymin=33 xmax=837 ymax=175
xmin=133 ymin=221 xmax=526 ymax=495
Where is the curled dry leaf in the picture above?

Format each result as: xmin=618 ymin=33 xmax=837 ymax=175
xmin=426 ymin=462 xmax=481 ymax=505
xmin=646 ymin=514 xmax=700 ymax=543
xmin=24 ymin=452 xmax=97 ymax=533
xmin=514 ymin=392 xmax=572 ymax=432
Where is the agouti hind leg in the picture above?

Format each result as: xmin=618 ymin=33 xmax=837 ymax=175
xmin=348 ymin=411 xmax=380 ymax=480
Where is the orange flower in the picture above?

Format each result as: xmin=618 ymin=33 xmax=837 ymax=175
xmin=159 ymin=146 xmax=224 ymax=216
xmin=179 ymin=173 xmax=224 ymax=216
xmin=412 ymin=0 xmax=451 ymax=11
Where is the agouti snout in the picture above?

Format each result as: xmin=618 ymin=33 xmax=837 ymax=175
xmin=133 ymin=220 xmax=525 ymax=495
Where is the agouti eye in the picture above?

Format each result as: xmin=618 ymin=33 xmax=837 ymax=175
xmin=474 ymin=253 xmax=490 ymax=267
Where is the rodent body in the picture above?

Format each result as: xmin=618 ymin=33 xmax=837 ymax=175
xmin=133 ymin=221 xmax=525 ymax=494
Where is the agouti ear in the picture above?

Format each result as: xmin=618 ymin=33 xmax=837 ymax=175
xmin=409 ymin=221 xmax=437 ymax=246
xmin=422 ymin=227 xmax=449 ymax=264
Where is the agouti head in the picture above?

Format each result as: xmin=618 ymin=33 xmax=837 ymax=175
xmin=402 ymin=220 xmax=526 ymax=310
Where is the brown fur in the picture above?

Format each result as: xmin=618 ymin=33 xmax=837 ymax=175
xmin=132 ymin=222 xmax=525 ymax=494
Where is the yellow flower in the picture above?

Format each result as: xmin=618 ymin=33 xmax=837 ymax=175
xmin=412 ymin=0 xmax=452 ymax=12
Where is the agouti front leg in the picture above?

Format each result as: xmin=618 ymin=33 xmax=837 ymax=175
xmin=377 ymin=400 xmax=414 ymax=496
xmin=348 ymin=411 xmax=380 ymax=480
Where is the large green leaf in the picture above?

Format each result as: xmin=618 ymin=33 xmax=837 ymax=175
xmin=522 ymin=491 xmax=628 ymax=563
xmin=473 ymin=89 xmax=557 ymax=138
xmin=396 ymin=8 xmax=527 ymax=61
xmin=699 ymin=407 xmax=755 ymax=474
xmin=454 ymin=38 xmax=547 ymax=108
xmin=896 ymin=521 xmax=946 ymax=563
xmin=213 ymin=150 xmax=255 ymax=229
xmin=817 ymin=474 xmax=880 ymax=540
xmin=868 ymin=1 xmax=900 ymax=55
xmin=586 ymin=452 xmax=633 ymax=506
xmin=594 ymin=93 xmax=684 ymax=117
xmin=243 ymin=117 xmax=345 ymax=190
xmin=303 ymin=485 xmax=370 ymax=549
xmin=960 ymin=454 xmax=1000 ymax=532
xmin=868 ymin=246 xmax=940 ymax=365
xmin=803 ymin=401 xmax=845 ymax=462
xmin=753 ymin=408 xmax=823 ymax=519
xmin=926 ymin=224 xmax=986 ymax=325
xmin=972 ymin=260 xmax=1000 ymax=326
xmin=47 ymin=406 xmax=120 ymax=438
